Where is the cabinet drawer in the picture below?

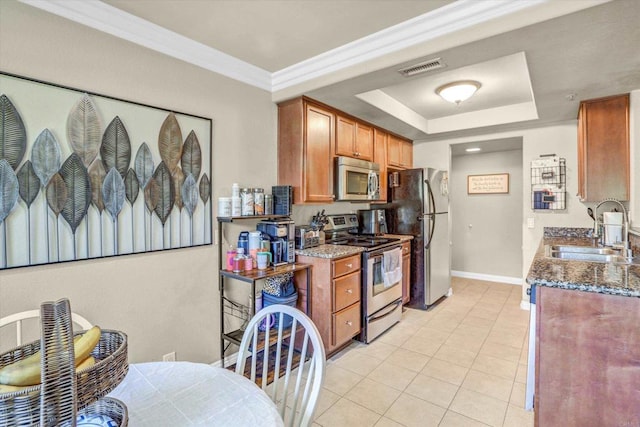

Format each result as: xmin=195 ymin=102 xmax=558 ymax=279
xmin=332 ymin=303 xmax=361 ymax=346
xmin=333 ymin=255 xmax=361 ymax=278
xmin=334 ymin=272 xmax=361 ymax=312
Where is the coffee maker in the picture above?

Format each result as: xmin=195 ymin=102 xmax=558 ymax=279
xmin=257 ymin=219 xmax=295 ymax=266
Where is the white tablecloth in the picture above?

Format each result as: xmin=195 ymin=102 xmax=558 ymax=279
xmin=107 ymin=362 xmax=284 ymax=427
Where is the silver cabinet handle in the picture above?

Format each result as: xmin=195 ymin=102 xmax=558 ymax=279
xmin=346 ymin=263 xmax=353 ymax=268
xmin=346 ymin=289 xmax=353 ymax=294
xmin=346 ymin=320 xmax=353 ymax=326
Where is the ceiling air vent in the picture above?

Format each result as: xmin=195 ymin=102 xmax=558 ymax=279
xmin=398 ymin=58 xmax=445 ymax=77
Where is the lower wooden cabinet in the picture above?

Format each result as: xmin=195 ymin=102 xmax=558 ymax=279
xmin=296 ymin=253 xmax=361 ymax=356
xmin=401 ymin=241 xmax=411 ymax=305
xmin=535 ymin=286 xmax=640 ymax=426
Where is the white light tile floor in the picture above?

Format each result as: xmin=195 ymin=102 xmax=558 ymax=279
xmin=312 ymin=277 xmax=534 ymax=427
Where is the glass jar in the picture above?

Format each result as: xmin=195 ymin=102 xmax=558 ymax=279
xmin=240 ymin=188 xmax=254 ymax=216
xmin=253 ymin=188 xmax=265 ymax=215
xmin=264 ymin=194 xmax=273 ymax=215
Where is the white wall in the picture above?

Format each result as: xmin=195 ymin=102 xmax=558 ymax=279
xmin=0 ymin=1 xmax=276 ymax=363
xmin=451 ymin=149 xmax=523 ymax=278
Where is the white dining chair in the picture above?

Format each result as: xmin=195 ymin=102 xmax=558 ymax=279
xmin=235 ymin=304 xmax=326 ymax=427
xmin=0 ymin=309 xmax=92 ymax=349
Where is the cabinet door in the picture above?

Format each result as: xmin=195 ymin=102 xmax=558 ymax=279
xmin=305 ymin=103 xmax=335 ymax=203
xmin=387 ymin=135 xmax=403 ymax=167
xmin=333 ymin=303 xmax=361 ymax=347
xmin=355 ymin=122 xmax=374 ymax=161
xmin=401 ymin=242 xmax=411 ymax=304
xmin=335 ymin=115 xmax=356 ymax=158
xmin=577 ymin=94 xmax=629 ymax=201
xmin=536 ymin=286 xmax=640 ymax=425
xmin=401 ymin=140 xmax=413 ymax=168
xmin=374 ymin=129 xmax=388 ymax=201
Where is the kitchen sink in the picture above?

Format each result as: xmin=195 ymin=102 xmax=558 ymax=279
xmin=547 ymin=245 xmax=622 ymax=255
xmin=545 ymin=244 xmax=635 ymax=264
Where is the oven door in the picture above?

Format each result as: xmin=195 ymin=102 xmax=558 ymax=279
xmin=366 ymin=248 xmax=403 ymax=314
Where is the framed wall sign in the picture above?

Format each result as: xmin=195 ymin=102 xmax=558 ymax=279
xmin=0 ymin=72 xmax=212 ymax=270
xmin=467 ymin=173 xmax=509 ymax=194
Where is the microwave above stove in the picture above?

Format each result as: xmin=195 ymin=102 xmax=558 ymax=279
xmin=335 ymin=156 xmax=380 ymax=201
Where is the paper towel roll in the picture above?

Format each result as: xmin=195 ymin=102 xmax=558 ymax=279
xmin=603 ymin=212 xmax=623 ymax=246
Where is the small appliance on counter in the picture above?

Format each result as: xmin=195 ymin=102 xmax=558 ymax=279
xmin=295 ymin=225 xmax=320 ymax=250
xmin=257 ymin=219 xmax=295 ymax=265
xmin=357 ymin=209 xmax=388 ymax=235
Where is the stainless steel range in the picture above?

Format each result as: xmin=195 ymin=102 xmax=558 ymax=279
xmin=325 ymin=214 xmax=403 ymax=343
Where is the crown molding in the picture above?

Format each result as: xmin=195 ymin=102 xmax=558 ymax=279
xmin=21 ymin=0 xmax=588 ymax=95
xmin=20 ymin=0 xmax=272 ymax=91
xmin=270 ymin=0 xmax=547 ymax=92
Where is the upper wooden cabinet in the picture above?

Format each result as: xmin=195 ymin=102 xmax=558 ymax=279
xmin=577 ymin=94 xmax=629 ymax=202
xmin=335 ymin=115 xmax=373 ymax=161
xmin=373 ymin=129 xmax=388 ymax=202
xmin=387 ymin=134 xmax=413 ymax=169
xmin=278 ymin=98 xmax=335 ymax=204
xmin=277 ymin=96 xmax=413 ymax=204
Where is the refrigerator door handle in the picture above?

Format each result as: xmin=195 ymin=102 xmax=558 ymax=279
xmin=426 ymin=214 xmax=436 ymax=250
xmin=424 ymin=179 xmax=437 ymax=250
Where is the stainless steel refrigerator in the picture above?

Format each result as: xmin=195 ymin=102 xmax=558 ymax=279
xmin=373 ymin=168 xmax=451 ymax=309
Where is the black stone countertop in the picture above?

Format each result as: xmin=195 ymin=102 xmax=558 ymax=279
xmin=527 ymin=236 xmax=640 ymax=298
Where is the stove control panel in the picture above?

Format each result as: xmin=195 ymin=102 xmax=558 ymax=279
xmin=325 ymin=214 xmax=358 ymax=231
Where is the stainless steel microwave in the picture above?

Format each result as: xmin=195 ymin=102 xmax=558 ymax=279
xmin=335 ymin=156 xmax=380 ymax=201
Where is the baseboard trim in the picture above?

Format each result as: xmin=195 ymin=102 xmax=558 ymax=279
xmin=211 ymin=351 xmax=238 ymax=368
xmin=520 ymin=299 xmax=531 ymax=311
xmin=451 ymin=270 xmax=524 ymax=286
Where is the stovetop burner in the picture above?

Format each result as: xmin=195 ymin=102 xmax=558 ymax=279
xmin=327 ymin=234 xmax=399 ymax=249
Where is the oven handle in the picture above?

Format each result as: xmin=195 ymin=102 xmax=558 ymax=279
xmin=369 ymin=300 xmax=402 ymax=323
xmin=368 ymin=244 xmax=403 ymax=258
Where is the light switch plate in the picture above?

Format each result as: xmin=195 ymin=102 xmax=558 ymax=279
xmin=527 ymin=217 xmax=535 ymax=229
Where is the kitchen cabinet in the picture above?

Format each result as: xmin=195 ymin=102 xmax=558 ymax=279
xmin=577 ymin=93 xmax=629 ymax=201
xmin=535 ymin=286 xmax=640 ymax=426
xmin=387 ymin=134 xmax=413 ymax=169
xmin=278 ymin=97 xmax=335 ymax=204
xmin=374 ymin=129 xmax=388 ymax=201
xmin=295 ymin=253 xmax=361 ymax=356
xmin=401 ymin=241 xmax=411 ymax=305
xmin=335 ymin=115 xmax=374 ymax=161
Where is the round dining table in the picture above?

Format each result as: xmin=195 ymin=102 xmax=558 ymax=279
xmin=107 ymin=362 xmax=284 ymax=426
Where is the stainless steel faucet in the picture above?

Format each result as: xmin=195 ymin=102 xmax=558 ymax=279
xmin=593 ymin=198 xmax=631 ymax=257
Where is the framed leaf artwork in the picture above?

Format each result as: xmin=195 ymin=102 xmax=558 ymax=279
xmin=0 ymin=72 xmax=212 ymax=269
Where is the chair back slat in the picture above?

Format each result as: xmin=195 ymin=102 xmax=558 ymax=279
xmin=1 ymin=310 xmax=92 ymax=351
xmin=235 ymin=304 xmax=326 ymax=427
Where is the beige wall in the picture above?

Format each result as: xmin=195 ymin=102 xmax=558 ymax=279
xmin=450 ymin=149 xmax=523 ymax=278
xmin=414 ymin=123 xmax=594 ymax=306
xmin=0 ymin=1 xmax=276 ymax=363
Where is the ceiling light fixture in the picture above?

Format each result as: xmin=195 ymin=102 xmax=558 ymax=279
xmin=436 ymin=80 xmax=481 ymax=105
xmin=465 ymin=147 xmax=481 ymax=152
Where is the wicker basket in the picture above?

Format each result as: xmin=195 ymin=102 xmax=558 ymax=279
xmin=0 ymin=299 xmax=128 ymax=426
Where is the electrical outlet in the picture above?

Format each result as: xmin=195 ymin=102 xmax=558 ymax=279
xmin=527 ymin=217 xmax=535 ymax=229
xmin=162 ymin=351 xmax=176 ymax=362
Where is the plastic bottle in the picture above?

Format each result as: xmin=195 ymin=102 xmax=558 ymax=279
xmin=232 ymin=248 xmax=245 ymax=272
